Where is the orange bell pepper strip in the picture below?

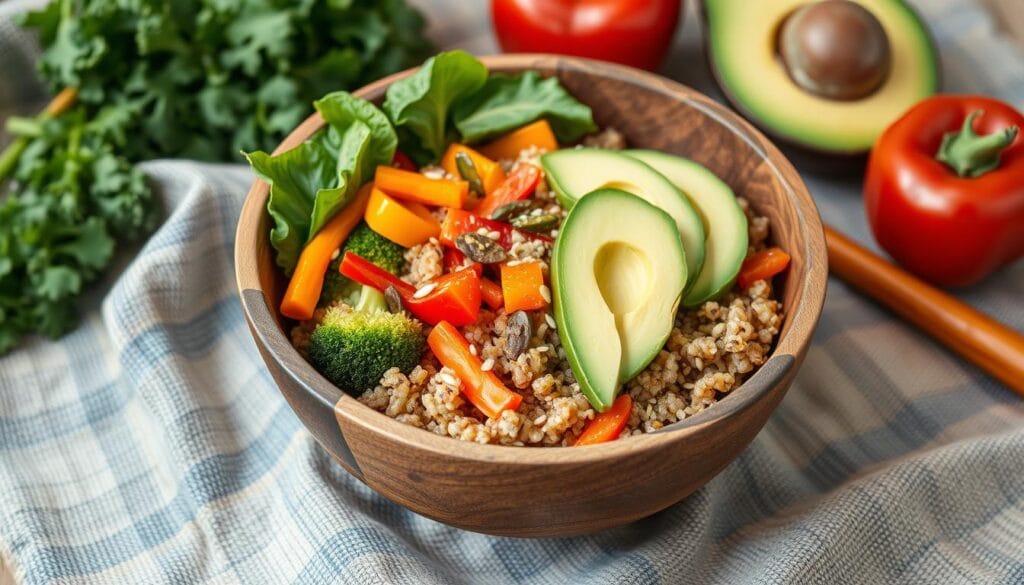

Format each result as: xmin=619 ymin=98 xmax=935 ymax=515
xmin=375 ymin=165 xmax=469 ymax=208
xmin=428 ymin=321 xmax=522 ymax=419
xmin=279 ymin=183 xmax=373 ymax=321
xmin=478 ymin=119 xmax=559 ymax=161
xmin=575 ymin=394 xmax=632 ymax=446
xmin=737 ymin=247 xmax=791 ymax=288
xmin=473 ymin=164 xmax=542 ymax=219
xmin=440 ymin=143 xmax=507 ymax=196
xmin=364 ymin=187 xmax=440 ymax=247
xmin=500 ymin=261 xmax=548 ymax=313
xmin=480 ymin=277 xmax=505 ymax=310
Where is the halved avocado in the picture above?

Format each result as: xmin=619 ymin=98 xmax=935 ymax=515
xmin=552 ymin=188 xmax=686 ymax=412
xmin=542 ymin=148 xmax=704 ymax=291
xmin=704 ymin=0 xmax=938 ymax=156
xmin=625 ymin=150 xmax=748 ymax=307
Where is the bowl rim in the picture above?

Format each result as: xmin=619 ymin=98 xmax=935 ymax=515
xmin=235 ymin=53 xmax=827 ymax=466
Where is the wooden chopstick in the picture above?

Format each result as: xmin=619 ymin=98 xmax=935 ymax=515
xmin=825 ymin=226 xmax=1024 ymax=397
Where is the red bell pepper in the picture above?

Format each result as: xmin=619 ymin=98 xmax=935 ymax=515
xmin=473 ymin=164 xmax=541 ymax=219
xmin=480 ymin=277 xmax=505 ymax=310
xmin=574 ymin=394 xmax=632 ymax=446
xmin=865 ymin=95 xmax=1024 ymax=287
xmin=491 ymin=0 xmax=681 ymax=71
xmin=443 ymin=247 xmax=483 ymax=276
xmin=340 ymin=252 xmax=482 ymax=326
xmin=392 ymin=150 xmax=417 ymax=172
xmin=427 ymin=321 xmax=522 ymax=419
xmin=737 ymin=248 xmax=791 ymax=289
xmin=440 ymin=209 xmax=551 ymax=250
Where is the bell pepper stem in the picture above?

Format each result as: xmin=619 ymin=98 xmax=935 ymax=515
xmin=936 ymin=109 xmax=1019 ymax=178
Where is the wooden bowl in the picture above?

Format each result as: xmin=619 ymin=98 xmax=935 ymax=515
xmin=235 ymin=55 xmax=827 ymax=538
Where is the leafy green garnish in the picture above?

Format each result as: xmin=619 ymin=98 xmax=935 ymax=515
xmin=453 ymin=71 xmax=598 ymax=144
xmin=0 ymin=110 xmax=157 ymax=353
xmin=245 ymin=93 xmax=396 ymax=275
xmin=383 ymin=50 xmax=488 ymax=164
xmin=20 ymin=0 xmax=432 ymax=162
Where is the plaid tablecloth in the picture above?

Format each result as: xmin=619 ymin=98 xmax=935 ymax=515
xmin=2 ymin=1 xmax=1024 ymax=583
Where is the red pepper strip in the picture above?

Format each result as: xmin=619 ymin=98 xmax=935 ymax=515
xmin=473 ymin=164 xmax=541 ymax=218
xmin=407 ymin=269 xmax=482 ymax=326
xmin=575 ymin=394 xmax=632 ymax=446
xmin=443 ymin=247 xmax=483 ymax=276
xmin=428 ymin=321 xmax=522 ymax=419
xmin=340 ymin=252 xmax=481 ymax=326
xmin=480 ymin=277 xmax=505 ymax=310
xmin=440 ymin=209 xmax=551 ymax=249
xmin=392 ymin=150 xmax=417 ymax=172
xmin=736 ymin=247 xmax=791 ymax=289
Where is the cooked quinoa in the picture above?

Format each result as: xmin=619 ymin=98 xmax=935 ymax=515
xmin=293 ymin=130 xmax=784 ymax=446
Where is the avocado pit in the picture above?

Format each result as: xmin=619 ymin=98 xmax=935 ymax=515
xmin=778 ymin=0 xmax=892 ymax=101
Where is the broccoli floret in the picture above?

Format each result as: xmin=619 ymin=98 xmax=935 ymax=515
xmin=307 ymin=287 xmax=425 ymax=395
xmin=320 ymin=222 xmax=406 ymax=307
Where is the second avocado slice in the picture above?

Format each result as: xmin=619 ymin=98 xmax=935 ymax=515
xmin=542 ymin=148 xmax=704 ymax=293
xmin=625 ymin=150 xmax=748 ymax=307
xmin=552 ymin=189 xmax=686 ymax=412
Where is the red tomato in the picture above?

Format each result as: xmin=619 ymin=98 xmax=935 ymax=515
xmin=491 ymin=0 xmax=682 ymax=71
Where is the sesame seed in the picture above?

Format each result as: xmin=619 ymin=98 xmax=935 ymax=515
xmin=469 ymin=344 xmax=478 ymax=356
xmin=330 ymin=248 xmax=341 ymax=260
xmin=533 ymin=415 xmax=547 ymax=426
xmin=505 ymin=259 xmax=522 ymax=267
xmin=440 ymin=372 xmax=458 ymax=386
xmin=539 ymin=284 xmax=551 ymax=303
xmin=413 ymin=283 xmax=436 ymax=298
xmin=545 ymin=314 xmax=557 ymax=329
xmin=536 ymin=346 xmax=549 ymax=353
xmin=481 ymin=358 xmax=495 ymax=372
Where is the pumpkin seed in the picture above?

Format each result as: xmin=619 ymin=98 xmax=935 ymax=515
xmin=455 ymin=232 xmax=507 ymax=264
xmin=455 ymin=152 xmax=484 ymax=196
xmin=511 ymin=214 xmax=559 ymax=233
xmin=384 ymin=285 xmax=403 ymax=314
xmin=504 ymin=310 xmax=531 ymax=359
xmin=490 ymin=200 xmax=531 ymax=221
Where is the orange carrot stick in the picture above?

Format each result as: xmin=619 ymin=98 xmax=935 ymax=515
xmin=575 ymin=394 xmax=632 ymax=446
xmin=427 ymin=321 xmax=522 ymax=419
xmin=375 ymin=165 xmax=469 ymax=208
xmin=280 ymin=184 xmax=373 ymax=321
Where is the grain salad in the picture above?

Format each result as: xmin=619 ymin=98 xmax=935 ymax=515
xmin=257 ymin=53 xmax=791 ymax=448
xmin=291 ymin=132 xmax=785 ymax=446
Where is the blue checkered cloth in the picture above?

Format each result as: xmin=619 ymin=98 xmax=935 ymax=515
xmin=2 ymin=0 xmax=1024 ymax=583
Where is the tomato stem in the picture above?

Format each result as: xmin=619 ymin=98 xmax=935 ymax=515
xmin=936 ymin=109 xmax=1019 ymax=178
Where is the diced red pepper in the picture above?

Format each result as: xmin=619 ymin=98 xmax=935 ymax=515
xmin=392 ymin=150 xmax=417 ymax=172
xmin=473 ymin=164 xmax=542 ymax=218
xmin=736 ymin=247 xmax=791 ymax=289
xmin=340 ymin=252 xmax=482 ymax=326
xmin=440 ymin=208 xmax=551 ymax=250
xmin=480 ymin=277 xmax=505 ymax=310
xmin=443 ymin=247 xmax=484 ymax=276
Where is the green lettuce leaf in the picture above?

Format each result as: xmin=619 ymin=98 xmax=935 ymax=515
xmin=383 ymin=50 xmax=487 ymax=164
xmin=245 ymin=92 xmax=396 ymax=275
xmin=453 ymin=71 xmax=597 ymax=145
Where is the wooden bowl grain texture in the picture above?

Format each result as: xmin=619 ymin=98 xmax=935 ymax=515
xmin=235 ymin=55 xmax=828 ymax=538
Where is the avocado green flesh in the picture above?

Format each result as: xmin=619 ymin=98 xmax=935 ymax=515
xmin=703 ymin=0 xmax=938 ymax=154
xmin=626 ymin=150 xmax=748 ymax=307
xmin=552 ymin=189 xmax=686 ymax=412
xmin=542 ymin=148 xmax=704 ymax=292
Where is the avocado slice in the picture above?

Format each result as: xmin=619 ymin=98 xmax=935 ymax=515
xmin=542 ymin=148 xmax=704 ymax=292
xmin=703 ymin=0 xmax=938 ymax=155
xmin=552 ymin=188 xmax=686 ymax=412
xmin=625 ymin=150 xmax=748 ymax=307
